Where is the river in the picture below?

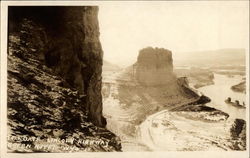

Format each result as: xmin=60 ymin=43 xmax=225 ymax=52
xmin=198 ymin=73 xmax=246 ymax=120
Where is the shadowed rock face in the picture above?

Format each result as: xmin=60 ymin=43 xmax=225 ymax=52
xmin=135 ymin=47 xmax=176 ymax=86
xmin=8 ymin=6 xmax=105 ymax=127
xmin=230 ymin=119 xmax=246 ymax=150
xmin=7 ymin=6 xmax=122 ymax=152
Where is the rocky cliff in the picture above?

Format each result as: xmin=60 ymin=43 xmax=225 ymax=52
xmin=8 ymin=6 xmax=121 ymax=152
xmin=135 ymin=47 xmax=176 ymax=86
xmin=9 ymin=6 xmax=105 ymax=127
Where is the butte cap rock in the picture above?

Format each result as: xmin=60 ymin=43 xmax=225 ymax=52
xmin=135 ymin=47 xmax=176 ymax=86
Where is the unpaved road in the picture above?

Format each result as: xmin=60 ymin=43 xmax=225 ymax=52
xmin=139 ymin=110 xmax=234 ymax=151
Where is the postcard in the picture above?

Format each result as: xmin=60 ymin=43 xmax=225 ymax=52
xmin=1 ymin=1 xmax=249 ymax=158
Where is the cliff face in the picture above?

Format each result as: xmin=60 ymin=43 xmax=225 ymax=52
xmin=9 ymin=6 xmax=105 ymax=127
xmin=135 ymin=47 xmax=176 ymax=86
xmin=8 ymin=6 xmax=121 ymax=152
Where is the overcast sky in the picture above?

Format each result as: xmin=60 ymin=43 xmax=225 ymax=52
xmin=98 ymin=1 xmax=249 ymax=67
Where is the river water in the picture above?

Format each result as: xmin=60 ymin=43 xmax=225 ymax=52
xmin=198 ymin=73 xmax=246 ymax=120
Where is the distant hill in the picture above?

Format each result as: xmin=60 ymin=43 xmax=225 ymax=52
xmin=174 ymin=49 xmax=246 ymax=67
xmin=103 ymin=60 xmax=122 ymax=71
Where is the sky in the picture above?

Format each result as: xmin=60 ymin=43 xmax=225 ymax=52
xmin=98 ymin=1 xmax=249 ymax=67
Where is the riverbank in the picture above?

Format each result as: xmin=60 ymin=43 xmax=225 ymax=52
xmin=231 ymin=81 xmax=246 ymax=93
xmin=198 ymin=73 xmax=246 ymax=120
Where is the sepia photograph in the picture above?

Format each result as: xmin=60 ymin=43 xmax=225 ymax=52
xmin=1 ymin=1 xmax=249 ymax=158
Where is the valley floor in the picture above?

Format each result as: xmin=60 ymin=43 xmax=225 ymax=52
xmin=102 ymin=70 xmax=245 ymax=151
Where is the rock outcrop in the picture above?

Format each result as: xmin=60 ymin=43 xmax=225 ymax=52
xmin=8 ymin=6 xmax=121 ymax=152
xmin=135 ymin=47 xmax=176 ymax=86
xmin=230 ymin=119 xmax=246 ymax=150
xmin=9 ymin=6 xmax=105 ymax=127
